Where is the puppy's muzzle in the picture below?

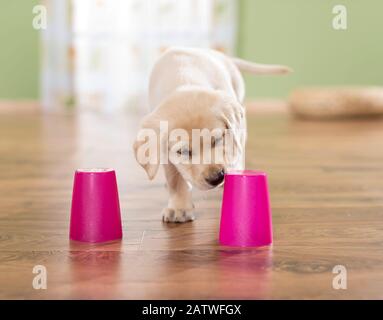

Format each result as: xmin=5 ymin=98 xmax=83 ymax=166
xmin=206 ymin=169 xmax=225 ymax=187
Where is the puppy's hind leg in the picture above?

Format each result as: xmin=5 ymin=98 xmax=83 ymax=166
xmin=162 ymin=163 xmax=195 ymax=223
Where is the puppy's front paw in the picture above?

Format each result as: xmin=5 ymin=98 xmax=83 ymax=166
xmin=162 ymin=207 xmax=195 ymax=223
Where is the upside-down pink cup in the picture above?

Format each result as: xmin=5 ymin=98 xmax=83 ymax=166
xmin=219 ymin=170 xmax=273 ymax=247
xmin=70 ymin=168 xmax=123 ymax=243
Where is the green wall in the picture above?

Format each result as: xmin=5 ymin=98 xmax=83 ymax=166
xmin=238 ymin=0 xmax=383 ymax=98
xmin=0 ymin=0 xmax=39 ymax=99
xmin=0 ymin=1 xmax=382 ymax=99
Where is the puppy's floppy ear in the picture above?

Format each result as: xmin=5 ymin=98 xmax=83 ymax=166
xmin=219 ymin=101 xmax=245 ymax=162
xmin=220 ymin=102 xmax=244 ymax=143
xmin=133 ymin=113 xmax=163 ymax=180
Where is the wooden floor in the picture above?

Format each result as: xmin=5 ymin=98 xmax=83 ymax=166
xmin=1 ymin=105 xmax=383 ymax=299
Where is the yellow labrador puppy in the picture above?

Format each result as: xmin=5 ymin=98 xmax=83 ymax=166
xmin=134 ymin=47 xmax=290 ymax=223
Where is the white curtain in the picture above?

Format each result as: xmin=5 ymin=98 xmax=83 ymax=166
xmin=41 ymin=0 xmax=237 ymax=113
xmin=41 ymin=0 xmax=75 ymax=111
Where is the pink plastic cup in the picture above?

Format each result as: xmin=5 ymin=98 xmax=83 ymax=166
xmin=219 ymin=170 xmax=273 ymax=247
xmin=70 ymin=168 xmax=123 ymax=243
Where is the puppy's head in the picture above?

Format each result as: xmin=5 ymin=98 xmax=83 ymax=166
xmin=133 ymin=89 xmax=244 ymax=190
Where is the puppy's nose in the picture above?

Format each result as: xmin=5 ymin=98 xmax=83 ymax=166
xmin=206 ymin=169 xmax=225 ymax=187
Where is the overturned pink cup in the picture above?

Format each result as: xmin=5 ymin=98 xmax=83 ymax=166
xmin=219 ymin=170 xmax=273 ymax=247
xmin=70 ymin=168 xmax=123 ymax=243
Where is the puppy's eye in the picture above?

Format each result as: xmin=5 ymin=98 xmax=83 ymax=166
xmin=212 ymin=136 xmax=223 ymax=147
xmin=177 ymin=149 xmax=192 ymax=157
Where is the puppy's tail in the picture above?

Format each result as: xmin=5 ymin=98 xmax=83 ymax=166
xmin=231 ymin=57 xmax=292 ymax=75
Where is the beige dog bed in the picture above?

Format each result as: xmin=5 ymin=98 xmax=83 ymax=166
xmin=288 ymin=87 xmax=383 ymax=119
